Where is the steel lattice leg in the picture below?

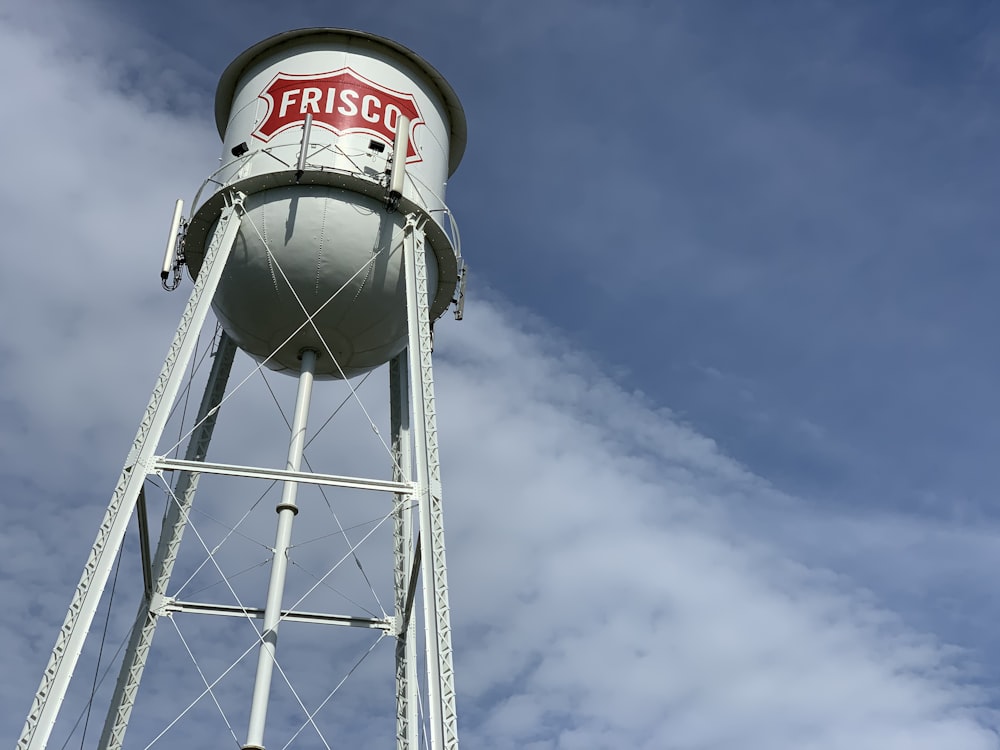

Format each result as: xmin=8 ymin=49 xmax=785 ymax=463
xmin=18 ymin=196 xmax=245 ymax=750
xmin=98 ymin=331 xmax=238 ymax=750
xmin=402 ymin=216 xmax=459 ymax=750
xmin=392 ymin=354 xmax=419 ymax=750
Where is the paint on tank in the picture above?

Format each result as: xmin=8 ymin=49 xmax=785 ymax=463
xmin=253 ymin=68 xmax=424 ymax=162
xmin=184 ymin=29 xmax=466 ymax=379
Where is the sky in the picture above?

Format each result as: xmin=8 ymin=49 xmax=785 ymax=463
xmin=2 ymin=0 xmax=1000 ymax=748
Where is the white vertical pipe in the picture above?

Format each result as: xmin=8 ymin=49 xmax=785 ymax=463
xmin=244 ymin=349 xmax=317 ymax=750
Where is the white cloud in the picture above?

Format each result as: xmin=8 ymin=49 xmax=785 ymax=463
xmin=434 ymin=305 xmax=998 ymax=750
xmin=1 ymin=4 xmax=997 ymax=750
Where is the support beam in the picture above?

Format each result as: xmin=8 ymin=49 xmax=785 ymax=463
xmin=403 ymin=216 xmax=460 ymax=750
xmin=154 ymin=457 xmax=413 ymax=494
xmin=18 ymin=195 xmax=245 ymax=750
xmin=162 ymin=600 xmax=391 ymax=630
xmin=392 ymin=354 xmax=419 ymax=750
xmin=99 ymin=331 xmax=238 ymax=750
xmin=135 ymin=487 xmax=153 ymax=602
xmin=400 ymin=534 xmax=422 ymax=640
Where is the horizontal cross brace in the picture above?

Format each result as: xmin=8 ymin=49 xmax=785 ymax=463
xmin=164 ymin=599 xmax=393 ymax=631
xmin=153 ymin=457 xmax=413 ymax=494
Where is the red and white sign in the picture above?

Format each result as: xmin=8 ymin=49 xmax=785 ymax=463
xmin=252 ymin=68 xmax=423 ymax=161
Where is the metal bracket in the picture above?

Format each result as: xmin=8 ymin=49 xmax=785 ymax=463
xmin=453 ymin=261 xmax=467 ymax=321
xmin=149 ymin=593 xmax=173 ymax=618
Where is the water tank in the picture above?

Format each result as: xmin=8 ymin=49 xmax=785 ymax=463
xmin=184 ymin=28 xmax=466 ymax=378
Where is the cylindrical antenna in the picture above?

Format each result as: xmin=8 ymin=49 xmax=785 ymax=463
xmin=295 ymin=113 xmax=313 ymax=181
xmin=161 ymin=199 xmax=184 ymax=281
xmin=387 ymin=115 xmax=410 ymax=211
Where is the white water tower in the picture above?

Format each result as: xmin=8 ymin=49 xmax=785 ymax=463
xmin=19 ymin=28 xmax=467 ymax=750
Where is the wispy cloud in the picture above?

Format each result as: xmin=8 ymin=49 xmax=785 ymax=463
xmin=1 ymin=3 xmax=998 ymax=749
xmin=438 ymin=301 xmax=999 ymax=749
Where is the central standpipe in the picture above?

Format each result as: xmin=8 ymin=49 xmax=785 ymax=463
xmin=244 ymin=349 xmax=318 ymax=750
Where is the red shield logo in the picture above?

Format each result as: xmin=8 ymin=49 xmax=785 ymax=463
xmin=252 ymin=68 xmax=423 ymax=161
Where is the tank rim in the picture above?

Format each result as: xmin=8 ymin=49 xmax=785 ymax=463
xmin=215 ymin=27 xmax=467 ymax=176
xmin=184 ymin=171 xmax=460 ymax=324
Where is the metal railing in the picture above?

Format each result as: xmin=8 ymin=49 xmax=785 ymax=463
xmin=189 ymin=142 xmax=462 ymax=259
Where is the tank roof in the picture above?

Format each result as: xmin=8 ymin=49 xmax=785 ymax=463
xmin=215 ymin=28 xmax=468 ymax=175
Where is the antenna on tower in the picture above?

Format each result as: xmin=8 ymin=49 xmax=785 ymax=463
xmin=387 ymin=115 xmax=410 ymax=212
xmin=295 ymin=113 xmax=313 ymax=182
xmin=160 ymin=198 xmax=186 ymax=291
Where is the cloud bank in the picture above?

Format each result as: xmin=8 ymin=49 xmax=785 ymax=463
xmin=0 ymin=3 xmax=997 ymax=749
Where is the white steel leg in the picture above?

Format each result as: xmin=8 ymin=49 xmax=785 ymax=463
xmin=18 ymin=196 xmax=245 ymax=750
xmin=98 ymin=331 xmax=238 ymax=750
xmin=391 ymin=354 xmax=419 ymax=750
xmin=244 ymin=348 xmax=318 ymax=750
xmin=402 ymin=216 xmax=459 ymax=750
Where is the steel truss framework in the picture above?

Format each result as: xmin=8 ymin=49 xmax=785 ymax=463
xmin=18 ymin=192 xmax=460 ymax=750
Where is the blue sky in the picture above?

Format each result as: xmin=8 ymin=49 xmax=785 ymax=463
xmin=2 ymin=1 xmax=1000 ymax=748
xmin=73 ymin=0 xmax=1000 ymax=506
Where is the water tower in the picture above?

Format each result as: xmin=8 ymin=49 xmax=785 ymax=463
xmin=19 ymin=28 xmax=466 ymax=750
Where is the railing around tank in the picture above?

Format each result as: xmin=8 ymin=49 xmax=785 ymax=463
xmin=189 ymin=143 xmax=462 ymax=260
